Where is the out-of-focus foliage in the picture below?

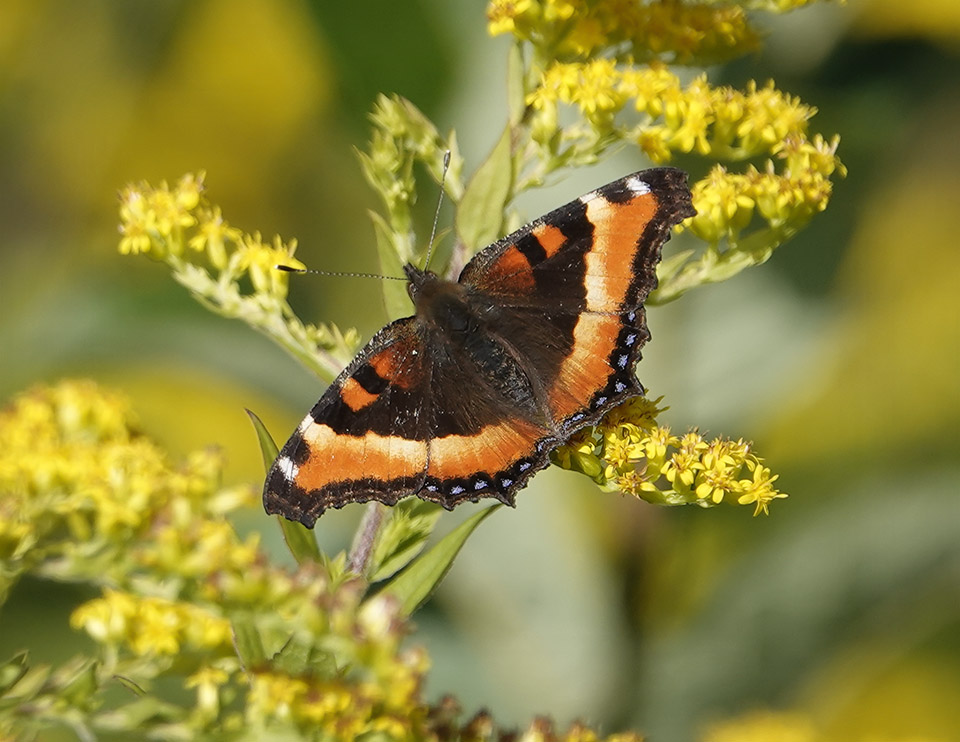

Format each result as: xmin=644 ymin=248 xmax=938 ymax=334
xmin=0 ymin=380 xmax=623 ymax=741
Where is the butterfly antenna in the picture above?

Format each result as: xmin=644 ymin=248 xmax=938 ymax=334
xmin=275 ymin=265 xmax=406 ymax=281
xmin=422 ymin=150 xmax=451 ymax=271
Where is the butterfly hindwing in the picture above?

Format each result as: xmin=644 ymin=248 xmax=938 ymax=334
xmin=263 ymin=318 xmax=431 ymax=526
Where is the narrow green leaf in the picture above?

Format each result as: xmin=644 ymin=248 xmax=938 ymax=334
xmin=507 ymin=42 xmax=526 ymax=127
xmin=456 ymin=126 xmax=514 ymax=253
xmin=0 ymin=651 xmax=29 ymax=694
xmin=370 ymin=210 xmax=415 ymax=321
xmin=382 ymin=505 xmax=500 ymax=616
xmin=246 ymin=408 xmax=279 ymax=472
xmin=246 ymin=409 xmax=321 ymax=565
xmin=231 ymin=613 xmax=266 ymax=670
xmin=2 ymin=663 xmax=51 ymax=703
xmin=94 ymin=696 xmax=183 ymax=729
xmin=368 ymin=500 xmax=444 ymax=583
xmin=112 ymin=676 xmax=146 ymax=696
xmin=277 ymin=517 xmax=323 ymax=566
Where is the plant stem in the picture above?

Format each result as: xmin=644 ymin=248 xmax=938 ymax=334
xmin=347 ymin=502 xmax=385 ymax=577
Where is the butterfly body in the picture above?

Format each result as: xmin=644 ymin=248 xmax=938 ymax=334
xmin=264 ymin=168 xmax=695 ymax=527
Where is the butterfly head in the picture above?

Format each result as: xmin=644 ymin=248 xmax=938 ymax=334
xmin=403 ymin=263 xmax=441 ymax=303
xmin=403 ymin=262 xmax=475 ymax=332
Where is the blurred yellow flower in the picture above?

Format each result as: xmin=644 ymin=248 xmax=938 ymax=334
xmin=703 ymin=710 xmax=819 ymax=742
xmin=487 ymin=0 xmax=762 ymax=62
xmin=71 ymin=590 xmax=232 ymax=657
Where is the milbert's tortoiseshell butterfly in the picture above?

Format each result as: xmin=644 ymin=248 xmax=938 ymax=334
xmin=264 ymin=167 xmax=695 ymax=527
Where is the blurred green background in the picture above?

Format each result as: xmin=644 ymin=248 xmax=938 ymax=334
xmin=1 ymin=1 xmax=958 ymax=739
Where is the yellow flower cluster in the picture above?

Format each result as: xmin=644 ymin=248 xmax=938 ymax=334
xmin=530 ymin=62 xmax=828 ymax=166
xmin=554 ymin=397 xmax=787 ymax=515
xmin=138 ymin=519 xmax=264 ymax=600
xmin=246 ymin=642 xmax=429 ymax=737
xmin=119 ymin=172 xmax=205 ymax=257
xmin=0 ymin=380 xmax=228 ymax=595
xmin=0 ymin=380 xmax=459 ymax=739
xmin=118 ymin=174 xmax=358 ymax=382
xmin=119 ymin=173 xmax=300 ymax=296
xmin=70 ymin=589 xmax=232 ymax=657
xmin=487 ymin=0 xmax=766 ymax=63
xmin=524 ymin=61 xmax=843 ymax=299
xmin=689 ymin=132 xmax=843 ymax=246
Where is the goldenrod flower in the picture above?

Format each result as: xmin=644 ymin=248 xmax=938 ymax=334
xmin=117 ymin=174 xmax=357 ymax=381
xmin=236 ymin=233 xmax=304 ymax=298
xmin=71 ymin=591 xmax=232 ymax=657
xmin=737 ymin=462 xmax=787 ymax=516
xmin=248 ymin=672 xmax=310 ymax=721
xmin=185 ymin=665 xmax=232 ymax=719
xmin=117 ymin=173 xmax=202 ymax=258
xmin=523 ymin=59 xmax=843 ymax=300
xmin=554 ymin=395 xmax=787 ymax=515
xmin=488 ymin=0 xmax=761 ymax=63
xmin=188 ymin=205 xmax=242 ymax=269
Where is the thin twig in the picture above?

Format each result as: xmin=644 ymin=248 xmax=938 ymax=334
xmin=347 ymin=502 xmax=385 ymax=577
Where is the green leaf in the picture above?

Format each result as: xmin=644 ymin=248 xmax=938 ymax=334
xmin=246 ymin=408 xmax=280 ymax=473
xmin=656 ymin=248 xmax=694 ymax=289
xmin=0 ymin=663 xmax=51 ymax=705
xmin=276 ymin=514 xmax=323 ymax=566
xmin=507 ymin=42 xmax=526 ymax=127
xmin=381 ymin=505 xmax=500 ymax=616
xmin=0 ymin=651 xmax=29 ymax=694
xmin=231 ymin=613 xmax=267 ymax=670
xmin=247 ymin=409 xmax=321 ymax=565
xmin=56 ymin=656 xmax=100 ymax=705
xmin=456 ymin=126 xmax=514 ymax=253
xmin=271 ymin=633 xmax=338 ymax=678
xmin=368 ymin=500 xmax=444 ymax=583
xmin=94 ymin=696 xmax=184 ymax=730
xmin=370 ymin=210 xmax=415 ymax=321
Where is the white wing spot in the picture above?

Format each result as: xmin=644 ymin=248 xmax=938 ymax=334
xmin=579 ymin=189 xmax=599 ymax=205
xmin=277 ymin=456 xmax=299 ymax=482
xmin=450 ymin=485 xmax=465 ymax=495
xmin=625 ymin=175 xmax=651 ymax=195
xmin=297 ymin=415 xmax=315 ymax=434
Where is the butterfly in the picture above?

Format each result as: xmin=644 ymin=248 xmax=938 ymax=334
xmin=263 ymin=167 xmax=695 ymax=527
